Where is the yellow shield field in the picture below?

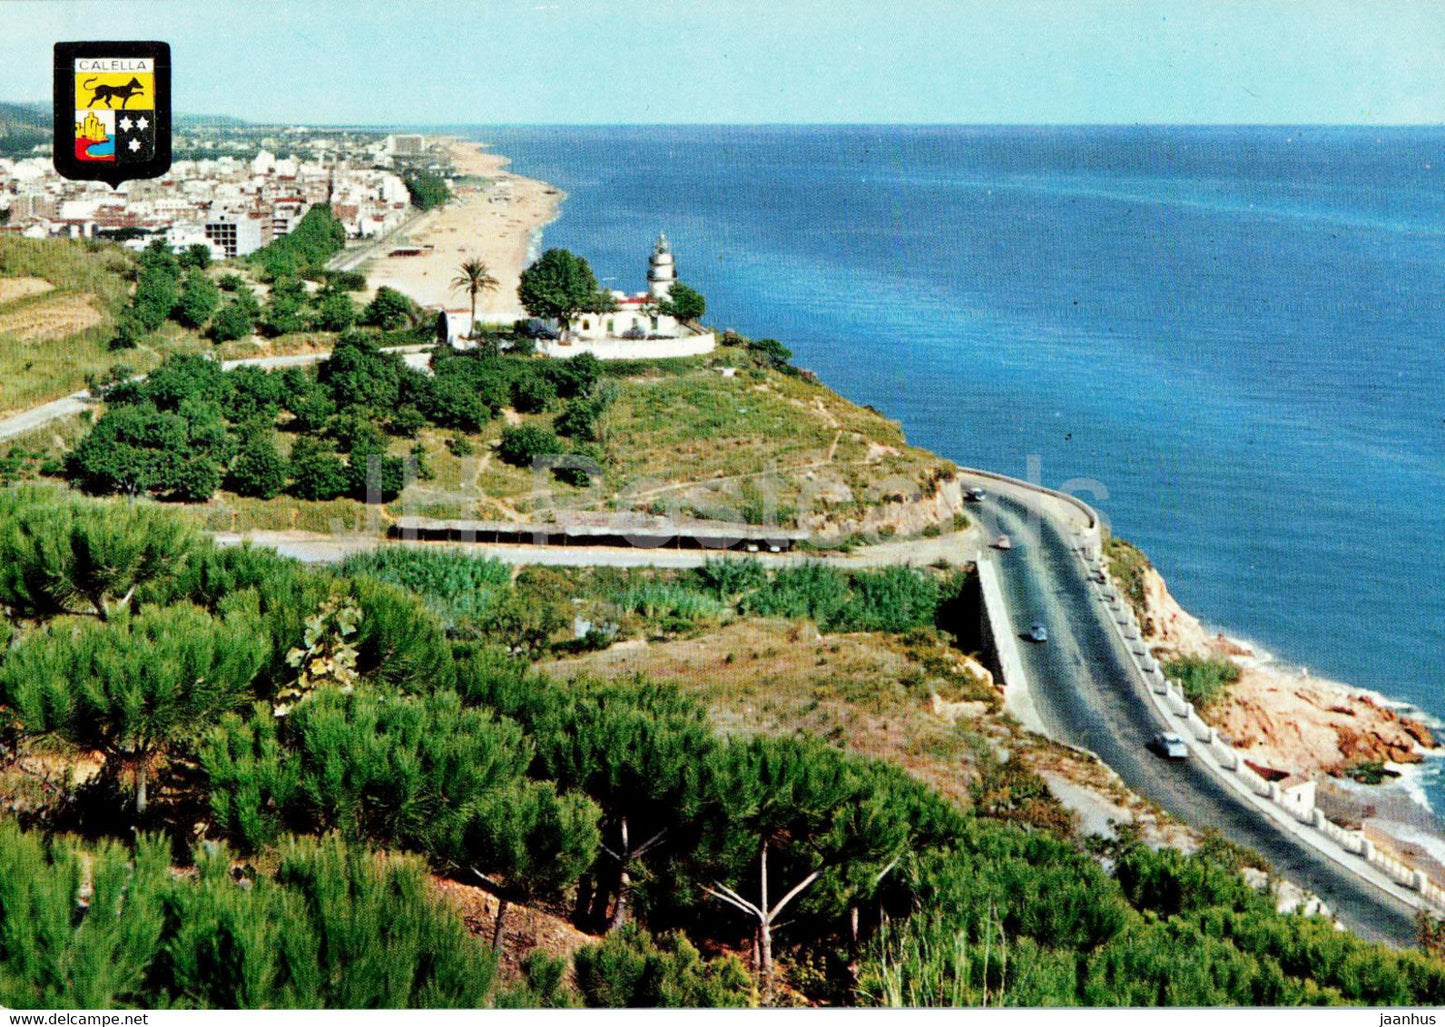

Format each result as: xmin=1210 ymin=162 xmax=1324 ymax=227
xmin=74 ymin=72 xmax=154 ymax=111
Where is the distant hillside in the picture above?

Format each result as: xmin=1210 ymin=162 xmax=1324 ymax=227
xmin=0 ymin=102 xmax=50 ymax=155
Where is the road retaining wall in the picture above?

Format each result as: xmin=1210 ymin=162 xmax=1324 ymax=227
xmin=1077 ymin=539 xmax=1445 ymax=917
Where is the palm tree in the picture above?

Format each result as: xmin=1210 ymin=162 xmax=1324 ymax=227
xmin=449 ymin=258 xmax=498 ymax=340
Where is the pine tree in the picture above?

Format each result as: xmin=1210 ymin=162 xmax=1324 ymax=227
xmin=700 ymin=736 xmax=908 ymax=1002
xmin=530 ymin=680 xmax=716 ymax=931
xmin=0 ymin=604 xmax=267 ymax=814
xmin=0 ymin=490 xmax=195 ymax=621
xmin=0 ymin=822 xmax=168 ymax=1008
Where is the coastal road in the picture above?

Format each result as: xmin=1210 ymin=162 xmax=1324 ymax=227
xmin=971 ymin=484 xmax=1420 ymax=946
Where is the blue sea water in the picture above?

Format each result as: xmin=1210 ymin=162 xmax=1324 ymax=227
xmin=472 ymin=125 xmax=1445 ymax=805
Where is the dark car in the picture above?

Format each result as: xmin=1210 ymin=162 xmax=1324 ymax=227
xmin=1149 ymin=732 xmax=1190 ymax=760
xmin=515 ymin=317 xmax=560 ymax=340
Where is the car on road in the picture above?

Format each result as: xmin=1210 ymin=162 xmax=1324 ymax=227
xmin=1027 ymin=622 xmax=1048 ymax=643
xmin=1150 ymin=732 xmax=1190 ymax=760
xmin=965 ymin=486 xmax=987 ymax=502
xmin=992 ymin=533 xmax=1013 ymax=550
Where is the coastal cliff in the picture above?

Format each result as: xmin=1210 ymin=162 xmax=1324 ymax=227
xmin=1108 ymin=538 xmax=1438 ymax=781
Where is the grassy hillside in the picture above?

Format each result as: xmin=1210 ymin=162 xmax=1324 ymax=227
xmin=0 ymin=237 xmax=212 ymax=413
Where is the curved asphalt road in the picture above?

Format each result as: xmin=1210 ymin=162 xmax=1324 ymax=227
xmin=977 ymin=489 xmax=1418 ymax=946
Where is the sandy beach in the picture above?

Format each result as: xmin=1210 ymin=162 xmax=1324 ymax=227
xmin=362 ymin=138 xmax=563 ymax=322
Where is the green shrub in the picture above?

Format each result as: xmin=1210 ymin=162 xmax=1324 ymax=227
xmin=1164 ymin=655 xmax=1241 ymax=711
xmin=173 ymin=267 xmax=220 ymax=328
xmin=312 ymin=288 xmax=357 ymax=332
xmin=614 ymin=581 xmax=726 ymax=626
xmin=288 ymin=437 xmax=349 ymax=501
xmin=692 ymin=557 xmax=767 ymax=601
xmin=346 ymin=446 xmax=406 ymax=503
xmin=554 ymin=396 xmax=600 ymax=440
xmin=0 ymin=824 xmax=498 ymax=1008
xmin=513 ymin=372 xmax=557 ymax=413
xmin=209 ymin=296 xmax=255 ymax=342
xmin=362 ymin=286 xmax=419 ymax=330
xmin=340 ymin=548 xmax=512 ymax=633
xmin=447 ymin=434 xmax=475 ymax=456
xmin=740 ymin=562 xmax=849 ymax=626
xmin=747 ymin=337 xmax=792 ymax=368
xmin=230 ymin=429 xmax=288 ymax=499
xmin=573 ymin=925 xmax=752 ymax=1008
xmin=833 ymin=566 xmax=940 ymax=633
xmin=498 ymin=425 xmax=564 ymax=468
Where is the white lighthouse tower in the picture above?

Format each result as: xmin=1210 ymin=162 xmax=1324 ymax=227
xmin=647 ymin=232 xmax=676 ymax=301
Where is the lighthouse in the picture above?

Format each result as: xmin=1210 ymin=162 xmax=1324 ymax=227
xmin=647 ymin=232 xmax=675 ymax=301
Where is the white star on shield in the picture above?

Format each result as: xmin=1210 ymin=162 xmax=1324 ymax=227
xmin=136 ymin=116 xmax=149 ymax=131
xmin=128 ymin=139 xmax=141 ymax=153
xmin=119 ymin=116 xmax=133 ymax=131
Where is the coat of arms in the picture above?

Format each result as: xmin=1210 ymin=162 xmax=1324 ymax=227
xmin=53 ymin=41 xmax=171 ymax=187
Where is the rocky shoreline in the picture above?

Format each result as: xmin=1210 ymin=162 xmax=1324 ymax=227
xmin=1127 ymin=550 xmax=1439 ymax=784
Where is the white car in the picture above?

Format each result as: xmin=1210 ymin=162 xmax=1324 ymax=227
xmin=992 ymin=533 xmax=1013 ymax=550
xmin=1150 ymin=732 xmax=1189 ymax=760
xmin=1027 ymin=622 xmax=1048 ymax=643
xmin=965 ymin=486 xmax=987 ymax=502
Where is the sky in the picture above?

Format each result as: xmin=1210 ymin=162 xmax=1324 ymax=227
xmin=1 ymin=0 xmax=1441 ymax=125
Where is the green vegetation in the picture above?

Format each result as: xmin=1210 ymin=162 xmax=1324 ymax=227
xmin=1 ymin=493 xmax=1444 ymax=1007
xmin=1104 ymin=536 xmax=1155 ymax=627
xmin=403 ymin=169 xmax=452 ymax=211
xmin=1165 ymin=655 xmax=1242 ymax=710
xmin=362 ymin=285 xmax=420 ymax=330
xmin=659 ymin=280 xmax=706 ymax=323
xmin=62 ymin=333 xmax=470 ymax=504
xmin=0 ymin=826 xmax=497 ymax=1008
xmin=518 ymin=248 xmax=617 ymax=333
xmin=499 ymin=424 xmax=565 ymax=468
xmin=249 ymin=205 xmax=347 ymax=280
xmin=340 ymin=547 xmax=512 ymax=628
xmin=573 ymin=926 xmax=751 ymax=1007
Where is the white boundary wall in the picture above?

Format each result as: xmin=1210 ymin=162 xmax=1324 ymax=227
xmin=539 ymin=332 xmax=716 ymax=361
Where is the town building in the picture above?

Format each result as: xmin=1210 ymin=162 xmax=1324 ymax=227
xmin=0 ymin=135 xmax=414 ymax=255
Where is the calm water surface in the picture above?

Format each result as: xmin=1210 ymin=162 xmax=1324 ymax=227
xmin=469 ymin=125 xmax=1445 ymax=804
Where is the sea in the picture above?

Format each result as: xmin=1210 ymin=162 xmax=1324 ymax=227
xmin=467 ymin=125 xmax=1445 ymax=809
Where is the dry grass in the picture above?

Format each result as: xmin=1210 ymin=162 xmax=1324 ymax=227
xmin=541 ymin=619 xmax=998 ymax=807
xmin=0 ymin=277 xmax=53 ymax=305
xmin=390 ymin=357 xmax=954 ymax=530
xmin=0 ymin=294 xmax=104 ymax=341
